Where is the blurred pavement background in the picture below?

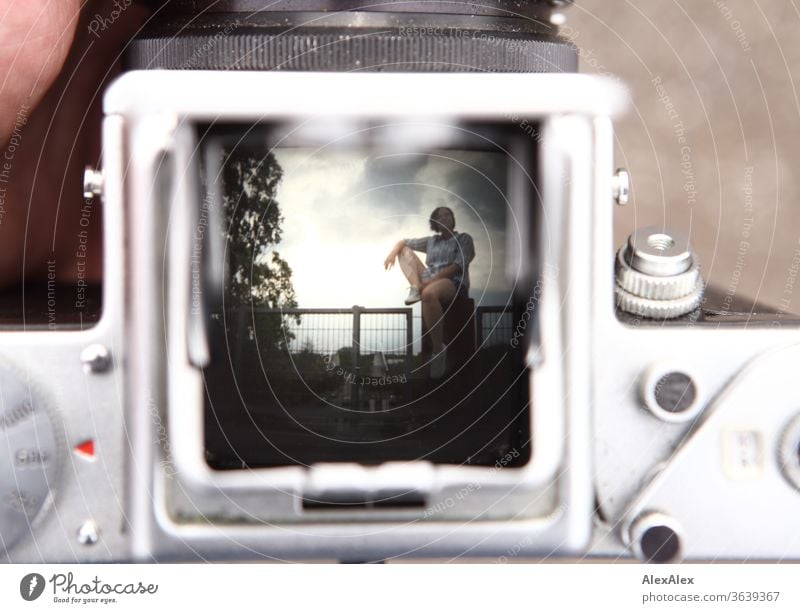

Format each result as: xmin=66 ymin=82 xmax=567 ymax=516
xmin=569 ymin=0 xmax=800 ymax=313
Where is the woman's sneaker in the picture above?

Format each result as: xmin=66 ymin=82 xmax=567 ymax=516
xmin=404 ymin=286 xmax=422 ymax=305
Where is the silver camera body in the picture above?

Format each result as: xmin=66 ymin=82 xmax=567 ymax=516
xmin=3 ymin=70 xmax=800 ymax=563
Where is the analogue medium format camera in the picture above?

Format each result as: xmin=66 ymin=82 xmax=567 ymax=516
xmin=2 ymin=0 xmax=800 ymax=564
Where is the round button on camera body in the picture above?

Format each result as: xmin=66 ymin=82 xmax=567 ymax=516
xmin=627 ymin=511 xmax=684 ymax=563
xmin=640 ymin=363 xmax=703 ymax=424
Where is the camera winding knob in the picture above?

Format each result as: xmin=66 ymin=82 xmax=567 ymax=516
xmin=0 ymin=364 xmax=60 ymax=556
xmin=615 ymin=228 xmax=704 ymax=319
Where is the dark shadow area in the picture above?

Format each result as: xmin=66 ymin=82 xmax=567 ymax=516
xmin=0 ymin=282 xmax=102 ymax=329
xmin=204 ymin=304 xmax=530 ymax=468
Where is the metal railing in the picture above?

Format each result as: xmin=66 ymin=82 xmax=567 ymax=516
xmin=230 ymin=305 xmax=513 ymax=355
xmin=475 ymin=305 xmax=513 ymax=347
xmin=224 ymin=304 xmax=514 ymax=409
xmin=281 ymin=306 xmax=413 ymax=373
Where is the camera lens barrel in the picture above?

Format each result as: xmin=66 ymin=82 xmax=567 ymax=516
xmin=128 ymin=0 xmax=577 ymax=72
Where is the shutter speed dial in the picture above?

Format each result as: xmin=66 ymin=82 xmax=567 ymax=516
xmin=0 ymin=366 xmax=60 ymax=555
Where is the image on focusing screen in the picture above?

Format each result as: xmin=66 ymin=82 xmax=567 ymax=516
xmin=201 ymin=130 xmax=533 ymax=468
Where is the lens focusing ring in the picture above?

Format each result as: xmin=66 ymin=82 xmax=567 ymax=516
xmin=127 ymin=27 xmax=576 ymax=72
xmin=127 ymin=3 xmax=576 ymax=73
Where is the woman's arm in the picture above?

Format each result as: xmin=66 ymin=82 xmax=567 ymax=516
xmin=383 ymin=240 xmax=406 ymax=270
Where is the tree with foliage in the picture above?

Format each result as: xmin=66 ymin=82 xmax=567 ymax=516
xmin=221 ymin=147 xmax=299 ymax=354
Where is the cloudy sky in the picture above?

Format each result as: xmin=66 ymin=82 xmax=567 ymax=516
xmin=272 ymin=147 xmax=517 ymax=311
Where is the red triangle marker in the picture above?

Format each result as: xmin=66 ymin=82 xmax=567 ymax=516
xmin=75 ymin=440 xmax=95 ymax=459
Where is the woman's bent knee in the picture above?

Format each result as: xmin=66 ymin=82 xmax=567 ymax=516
xmin=422 ymin=280 xmax=456 ymax=303
xmin=421 ymin=287 xmax=436 ymax=303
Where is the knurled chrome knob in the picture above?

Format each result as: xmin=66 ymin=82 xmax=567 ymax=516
xmin=615 ymin=249 xmax=700 ymax=301
xmin=616 ymin=280 xmax=704 ymax=319
xmin=615 ymin=227 xmax=704 ymax=319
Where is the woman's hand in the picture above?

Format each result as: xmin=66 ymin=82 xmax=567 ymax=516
xmin=384 ymin=240 xmax=406 ymax=270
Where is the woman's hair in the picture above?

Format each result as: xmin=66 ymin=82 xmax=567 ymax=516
xmin=429 ymin=206 xmax=455 ymax=232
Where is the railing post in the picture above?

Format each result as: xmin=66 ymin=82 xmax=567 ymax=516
xmin=405 ymin=308 xmax=413 ymax=398
xmin=352 ymin=305 xmax=361 ymax=409
xmin=475 ymin=307 xmax=484 ymax=348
